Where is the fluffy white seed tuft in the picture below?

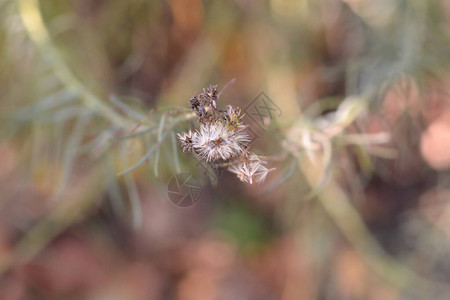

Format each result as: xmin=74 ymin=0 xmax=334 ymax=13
xmin=192 ymin=121 xmax=251 ymax=162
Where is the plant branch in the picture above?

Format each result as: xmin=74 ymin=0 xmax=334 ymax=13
xmin=18 ymin=0 xmax=130 ymax=127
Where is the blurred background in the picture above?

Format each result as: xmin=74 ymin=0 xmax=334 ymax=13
xmin=1 ymin=0 xmax=450 ymax=299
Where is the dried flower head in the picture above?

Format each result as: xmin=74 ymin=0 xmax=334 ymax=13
xmin=189 ymin=95 xmax=207 ymax=120
xmin=177 ymin=130 xmax=196 ymax=153
xmin=192 ymin=121 xmax=250 ymax=162
xmin=178 ymin=83 xmax=274 ymax=184
xmin=227 ymin=153 xmax=274 ymax=184
xmin=202 ymin=84 xmax=218 ymax=110
xmin=222 ymin=105 xmax=245 ymax=128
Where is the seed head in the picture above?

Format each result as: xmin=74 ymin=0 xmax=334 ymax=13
xmin=227 ymin=154 xmax=274 ymax=184
xmin=193 ymin=121 xmax=250 ymax=162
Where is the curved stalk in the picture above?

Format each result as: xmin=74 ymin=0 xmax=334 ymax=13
xmin=18 ymin=0 xmax=130 ymax=127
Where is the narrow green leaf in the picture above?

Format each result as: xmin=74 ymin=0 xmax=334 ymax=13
xmin=120 ymin=143 xmax=142 ymax=229
xmin=112 ymin=125 xmax=158 ymax=141
xmin=15 ymin=89 xmax=77 ymax=121
xmin=154 ymin=113 xmax=167 ymax=177
xmin=104 ymin=155 xmax=125 ymax=216
xmin=117 ymin=115 xmax=186 ymax=176
xmin=171 ymin=131 xmax=181 ymax=173
xmin=53 ymin=112 xmax=92 ymax=201
xmin=34 ymin=105 xmax=84 ymax=124
xmin=109 ymin=94 xmax=146 ymax=121
xmin=125 ymin=173 xmax=141 ymax=229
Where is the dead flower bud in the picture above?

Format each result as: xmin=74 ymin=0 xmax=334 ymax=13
xmin=200 ymin=84 xmax=218 ymax=111
xmin=189 ymin=95 xmax=207 ymax=119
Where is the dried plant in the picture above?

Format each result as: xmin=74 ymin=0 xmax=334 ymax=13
xmin=1 ymin=0 xmax=450 ymax=298
xmin=178 ymin=84 xmax=274 ymax=184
